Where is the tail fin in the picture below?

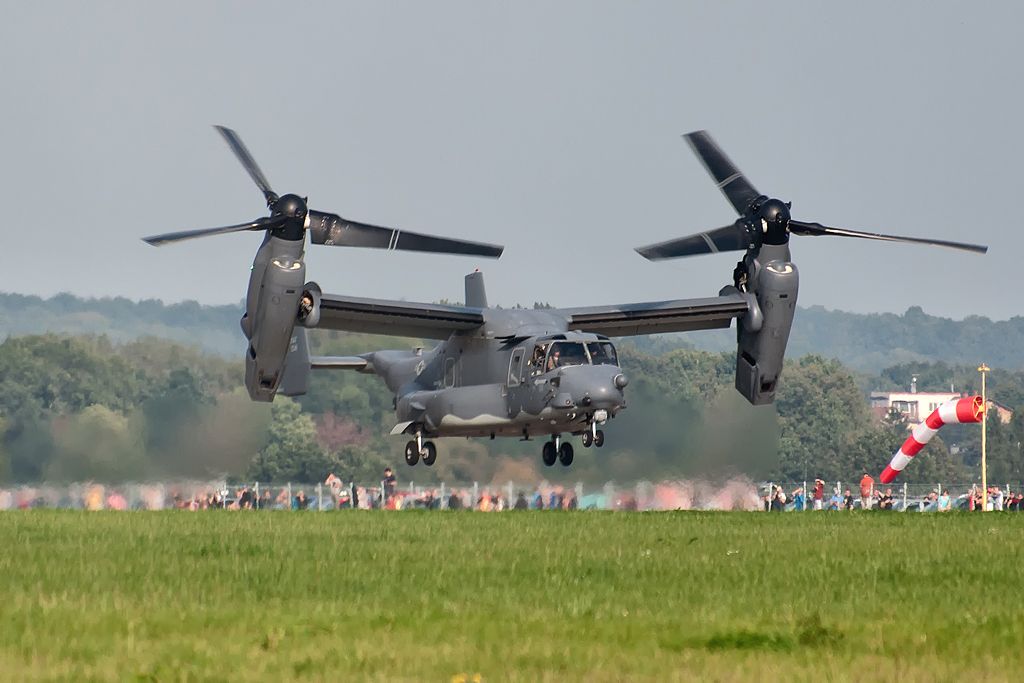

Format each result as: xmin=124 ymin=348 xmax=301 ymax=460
xmin=465 ymin=270 xmax=488 ymax=308
xmin=279 ymin=328 xmax=311 ymax=397
xmin=279 ymin=329 xmax=372 ymax=398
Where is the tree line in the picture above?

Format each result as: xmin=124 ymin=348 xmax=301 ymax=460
xmin=5 ymin=291 xmax=1024 ymax=374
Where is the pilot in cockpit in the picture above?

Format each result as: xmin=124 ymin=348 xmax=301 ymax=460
xmin=530 ymin=344 xmax=547 ymax=375
xmin=546 ymin=348 xmax=561 ymax=372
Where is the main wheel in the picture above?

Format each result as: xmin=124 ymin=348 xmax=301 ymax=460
xmin=421 ymin=441 xmax=437 ymax=467
xmin=594 ymin=429 xmax=605 ymax=448
xmin=558 ymin=442 xmax=574 ymax=466
xmin=404 ymin=440 xmax=420 ymax=466
xmin=542 ymin=441 xmax=557 ymax=467
xmin=581 ymin=430 xmax=594 ymax=448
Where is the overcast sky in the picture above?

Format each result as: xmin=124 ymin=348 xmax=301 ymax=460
xmin=2 ymin=1 xmax=1020 ymax=320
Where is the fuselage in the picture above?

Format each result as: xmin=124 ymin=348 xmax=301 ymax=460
xmin=368 ymin=315 xmax=628 ymax=440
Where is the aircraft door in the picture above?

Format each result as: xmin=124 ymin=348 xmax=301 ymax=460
xmin=508 ymin=348 xmax=525 ymax=387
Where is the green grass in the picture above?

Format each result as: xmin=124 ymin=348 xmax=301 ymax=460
xmin=2 ymin=511 xmax=1023 ymax=681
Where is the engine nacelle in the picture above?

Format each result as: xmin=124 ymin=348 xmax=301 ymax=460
xmin=245 ymin=252 xmax=306 ymax=402
xmin=298 ymin=282 xmax=322 ymax=328
xmin=734 ymin=249 xmax=799 ymax=405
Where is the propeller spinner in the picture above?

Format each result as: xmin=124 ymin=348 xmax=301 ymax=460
xmin=143 ymin=126 xmax=504 ymax=259
xmin=636 ymin=130 xmax=987 ymax=260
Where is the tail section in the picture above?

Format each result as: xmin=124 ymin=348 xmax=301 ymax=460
xmin=279 ymin=328 xmax=312 ymax=397
xmin=278 ymin=328 xmax=373 ymax=398
xmin=465 ymin=270 xmax=488 ymax=308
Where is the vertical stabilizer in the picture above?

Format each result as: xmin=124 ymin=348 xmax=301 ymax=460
xmin=279 ymin=328 xmax=311 ymax=397
xmin=465 ymin=270 xmax=488 ymax=308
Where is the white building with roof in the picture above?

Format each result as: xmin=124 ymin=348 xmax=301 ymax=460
xmin=870 ymin=376 xmax=1012 ymax=424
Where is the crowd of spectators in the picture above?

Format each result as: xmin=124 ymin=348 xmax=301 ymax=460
xmin=764 ymin=475 xmax=1024 ymax=512
xmin=2 ymin=467 xmax=1022 ymax=512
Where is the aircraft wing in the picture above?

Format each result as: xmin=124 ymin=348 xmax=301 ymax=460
xmin=315 ymin=293 xmax=484 ymax=339
xmin=560 ymin=292 xmax=751 ymax=337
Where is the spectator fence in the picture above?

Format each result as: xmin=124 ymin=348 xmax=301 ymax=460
xmin=1 ymin=479 xmax=1020 ymax=511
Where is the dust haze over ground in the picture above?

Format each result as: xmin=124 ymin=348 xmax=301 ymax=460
xmin=417 ymin=385 xmax=782 ymax=489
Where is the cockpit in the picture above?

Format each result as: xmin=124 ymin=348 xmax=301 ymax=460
xmin=528 ymin=338 xmax=619 ymax=374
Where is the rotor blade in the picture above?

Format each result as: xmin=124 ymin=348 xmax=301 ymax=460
xmin=788 ymin=220 xmax=988 ymax=254
xmin=308 ymin=210 xmax=504 ymax=258
xmin=214 ymin=125 xmax=278 ymax=206
xmin=635 ymin=223 xmax=748 ymax=261
xmin=683 ymin=130 xmax=762 ymax=215
xmin=142 ymin=216 xmax=288 ymax=246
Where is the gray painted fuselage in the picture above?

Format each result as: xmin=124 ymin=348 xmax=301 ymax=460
xmin=362 ymin=309 xmax=627 ymax=440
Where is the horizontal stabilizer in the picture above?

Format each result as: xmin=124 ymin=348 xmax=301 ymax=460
xmin=310 ymin=356 xmax=369 ymax=371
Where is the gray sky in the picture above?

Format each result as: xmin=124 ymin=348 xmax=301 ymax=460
xmin=2 ymin=1 xmax=1020 ymax=320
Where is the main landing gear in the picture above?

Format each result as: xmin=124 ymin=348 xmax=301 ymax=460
xmin=404 ymin=434 xmax=437 ymax=467
xmin=541 ymin=435 xmax=574 ymax=467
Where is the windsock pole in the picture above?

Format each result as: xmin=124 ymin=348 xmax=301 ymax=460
xmin=880 ymin=396 xmax=985 ymax=484
xmin=979 ymin=364 xmax=990 ymax=511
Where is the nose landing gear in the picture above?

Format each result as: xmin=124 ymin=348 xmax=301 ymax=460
xmin=581 ymin=422 xmax=605 ymax=449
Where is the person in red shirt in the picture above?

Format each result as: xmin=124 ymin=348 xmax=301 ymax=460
xmin=859 ymin=473 xmax=874 ymax=510
xmin=812 ymin=479 xmax=825 ymax=510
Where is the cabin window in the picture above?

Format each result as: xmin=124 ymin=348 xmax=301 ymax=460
xmin=444 ymin=357 xmax=456 ymax=388
xmin=529 ymin=343 xmax=548 ymax=375
xmin=508 ymin=348 xmax=525 ymax=387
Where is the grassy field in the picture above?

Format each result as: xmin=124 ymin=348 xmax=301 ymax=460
xmin=1 ymin=511 xmax=1023 ymax=682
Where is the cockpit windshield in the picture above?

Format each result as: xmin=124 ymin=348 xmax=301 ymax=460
xmin=587 ymin=341 xmax=618 ymax=366
xmin=544 ymin=342 xmax=589 ymax=371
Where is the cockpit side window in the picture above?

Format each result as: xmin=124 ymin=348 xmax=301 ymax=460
xmin=529 ymin=343 xmax=548 ymax=375
xmin=545 ymin=342 xmax=588 ymax=371
xmin=587 ymin=341 xmax=618 ymax=366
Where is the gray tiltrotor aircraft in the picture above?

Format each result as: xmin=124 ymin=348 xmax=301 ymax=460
xmin=145 ymin=128 xmax=986 ymax=468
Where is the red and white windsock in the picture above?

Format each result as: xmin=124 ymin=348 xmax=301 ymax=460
xmin=879 ymin=396 xmax=984 ymax=484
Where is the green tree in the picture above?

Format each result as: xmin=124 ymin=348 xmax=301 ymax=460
xmin=141 ymin=367 xmax=213 ymax=476
xmin=47 ymin=405 xmax=147 ymax=482
xmin=773 ymin=356 xmax=872 ymax=481
xmin=3 ymin=417 xmax=55 ymax=482
xmin=985 ymin=410 xmax=1024 ymax=484
xmin=249 ymin=398 xmax=332 ymax=482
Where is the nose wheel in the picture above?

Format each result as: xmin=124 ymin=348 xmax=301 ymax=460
xmin=582 ymin=427 xmax=605 ymax=448
xmin=405 ymin=438 xmax=437 ymax=466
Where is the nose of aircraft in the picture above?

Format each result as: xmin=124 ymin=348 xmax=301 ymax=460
xmin=557 ymin=364 xmax=627 ymax=411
